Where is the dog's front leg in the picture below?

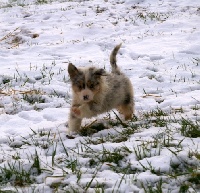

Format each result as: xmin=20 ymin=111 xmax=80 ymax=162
xmin=71 ymin=103 xmax=99 ymax=119
xmin=68 ymin=110 xmax=82 ymax=132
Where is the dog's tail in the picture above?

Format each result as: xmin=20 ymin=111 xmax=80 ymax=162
xmin=110 ymin=43 xmax=122 ymax=74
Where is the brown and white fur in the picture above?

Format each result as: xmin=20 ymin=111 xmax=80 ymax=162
xmin=68 ymin=43 xmax=134 ymax=132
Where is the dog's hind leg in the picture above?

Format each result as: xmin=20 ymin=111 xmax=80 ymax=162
xmin=118 ymin=92 xmax=135 ymax=120
xmin=118 ymin=103 xmax=134 ymax=120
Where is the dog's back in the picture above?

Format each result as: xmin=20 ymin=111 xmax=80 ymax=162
xmin=99 ymin=43 xmax=134 ymax=117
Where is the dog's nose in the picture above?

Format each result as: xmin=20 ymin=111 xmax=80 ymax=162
xmin=83 ymin=95 xmax=89 ymax=101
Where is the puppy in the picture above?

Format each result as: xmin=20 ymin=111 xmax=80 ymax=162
xmin=68 ymin=43 xmax=134 ymax=132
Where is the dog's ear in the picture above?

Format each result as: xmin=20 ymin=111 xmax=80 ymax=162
xmin=94 ymin=68 xmax=107 ymax=76
xmin=68 ymin=63 xmax=79 ymax=79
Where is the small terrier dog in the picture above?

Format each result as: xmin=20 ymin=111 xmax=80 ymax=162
xmin=68 ymin=43 xmax=134 ymax=132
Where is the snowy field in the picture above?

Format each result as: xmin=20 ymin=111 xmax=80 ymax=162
xmin=0 ymin=0 xmax=200 ymax=192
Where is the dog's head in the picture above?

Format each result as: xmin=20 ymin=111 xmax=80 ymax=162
xmin=68 ymin=63 xmax=106 ymax=103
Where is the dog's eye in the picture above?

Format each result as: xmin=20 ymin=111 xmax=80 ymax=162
xmin=88 ymin=82 xmax=99 ymax=89
xmin=89 ymin=84 xmax=94 ymax=89
xmin=77 ymin=83 xmax=85 ymax=90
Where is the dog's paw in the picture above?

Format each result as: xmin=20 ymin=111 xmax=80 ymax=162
xmin=71 ymin=106 xmax=81 ymax=118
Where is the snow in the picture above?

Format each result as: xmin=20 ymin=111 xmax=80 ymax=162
xmin=0 ymin=0 xmax=200 ymax=192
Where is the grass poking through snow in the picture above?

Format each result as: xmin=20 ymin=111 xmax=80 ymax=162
xmin=0 ymin=107 xmax=199 ymax=192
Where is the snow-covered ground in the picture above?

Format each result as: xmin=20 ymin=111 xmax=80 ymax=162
xmin=0 ymin=0 xmax=200 ymax=192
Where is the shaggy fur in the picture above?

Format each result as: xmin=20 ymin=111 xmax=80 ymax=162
xmin=68 ymin=43 xmax=134 ymax=132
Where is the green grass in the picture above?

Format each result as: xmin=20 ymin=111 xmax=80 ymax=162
xmin=0 ymin=162 xmax=33 ymax=186
xmin=0 ymin=107 xmax=199 ymax=192
xmin=180 ymin=117 xmax=200 ymax=138
xmin=22 ymin=92 xmax=46 ymax=105
xmin=141 ymin=178 xmax=163 ymax=193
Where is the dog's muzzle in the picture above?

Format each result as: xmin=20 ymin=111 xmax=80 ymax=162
xmin=83 ymin=95 xmax=89 ymax=101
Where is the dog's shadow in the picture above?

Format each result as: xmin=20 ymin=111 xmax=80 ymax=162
xmin=79 ymin=114 xmax=137 ymax=136
xmin=80 ymin=120 xmax=108 ymax=136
